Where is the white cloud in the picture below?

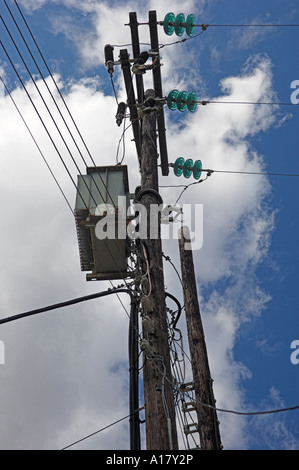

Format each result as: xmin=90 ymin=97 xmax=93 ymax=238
xmin=249 ymin=387 xmax=299 ymax=450
xmin=0 ymin=0 xmax=293 ymax=450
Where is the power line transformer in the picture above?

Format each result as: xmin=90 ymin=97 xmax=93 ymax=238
xmin=75 ymin=165 xmax=132 ymax=281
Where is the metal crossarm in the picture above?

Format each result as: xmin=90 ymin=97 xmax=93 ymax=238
xmin=148 ymin=10 xmax=169 ymax=176
xmin=119 ymin=49 xmax=142 ymax=163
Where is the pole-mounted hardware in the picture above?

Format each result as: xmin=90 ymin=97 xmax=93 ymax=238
xmin=162 ymin=13 xmax=196 ymax=37
xmin=132 ymin=50 xmax=160 ymax=75
xmin=167 ymin=90 xmax=198 ymax=112
xmin=159 ymin=12 xmax=208 ymax=36
xmin=116 ymin=102 xmax=127 ymax=126
xmin=170 ymin=157 xmax=203 ymax=180
xmin=104 ymin=44 xmax=115 ymax=76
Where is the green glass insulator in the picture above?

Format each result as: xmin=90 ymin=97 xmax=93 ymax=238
xmin=164 ymin=12 xmax=176 ymax=36
xmin=186 ymin=14 xmax=196 ymax=37
xmin=174 ymin=157 xmax=185 ymax=177
xmin=167 ymin=89 xmax=179 ymax=110
xmin=187 ymin=91 xmax=198 ymax=112
xmin=193 ymin=160 xmax=202 ymax=180
xmin=177 ymin=91 xmax=188 ymax=112
xmin=183 ymin=159 xmax=193 ymax=178
xmin=174 ymin=13 xmax=185 ymax=36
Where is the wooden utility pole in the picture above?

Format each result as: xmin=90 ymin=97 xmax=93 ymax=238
xmin=178 ymin=226 xmax=222 ymax=450
xmin=138 ymin=89 xmax=178 ymax=450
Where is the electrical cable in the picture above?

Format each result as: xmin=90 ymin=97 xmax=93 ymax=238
xmin=110 ymin=74 xmax=119 ymax=105
xmin=11 ymin=0 xmax=124 ymax=218
xmin=61 ymin=412 xmax=137 ymax=450
xmin=1 ymin=36 xmax=135 ymax=288
xmin=1 ymin=11 xmax=136 ymax=309
xmin=210 ymin=169 xmax=299 ymax=177
xmin=214 ymin=404 xmax=299 ymax=416
xmin=0 ymin=76 xmax=75 ymax=216
xmin=148 ymin=335 xmax=299 ymax=419
xmin=1 ymin=8 xmax=138 ymax=285
xmin=0 ymin=39 xmax=84 ymax=204
xmin=182 ymin=388 xmax=299 ymax=416
xmin=198 ymin=99 xmax=298 ymax=107
xmin=13 ymin=0 xmax=100 ymax=170
xmin=3 ymin=0 xmax=120 ymax=210
xmin=0 ymin=288 xmax=135 ymax=326
xmin=0 ymin=15 xmax=102 ymax=209
xmin=160 ymin=168 xmax=299 ymax=204
xmin=116 ymin=118 xmax=131 ymax=164
xmin=165 ymin=292 xmax=182 ymax=330
xmin=204 ymin=23 xmax=299 ymax=27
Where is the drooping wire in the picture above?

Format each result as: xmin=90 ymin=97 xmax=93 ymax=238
xmin=116 ymin=117 xmax=132 ymax=164
xmin=0 ymin=76 xmax=75 ymax=216
xmin=13 ymin=0 xmax=100 ymax=170
xmin=3 ymin=0 xmax=122 ymax=219
xmin=61 ymin=412 xmax=136 ymax=450
xmin=110 ymin=74 xmax=119 ymax=106
xmin=160 ymin=168 xmax=299 ymax=204
xmin=0 ymin=13 xmax=135 ymax=290
xmin=0 ymin=39 xmax=84 ymax=205
xmin=4 ymin=3 xmax=142 ymax=284
xmin=11 ymin=0 xmax=124 ymax=217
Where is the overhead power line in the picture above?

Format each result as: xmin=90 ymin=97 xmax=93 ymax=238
xmin=60 ymin=401 xmax=299 ymax=450
xmin=199 ymin=100 xmax=298 ymax=107
xmin=0 ymin=76 xmax=75 ymax=216
xmin=12 ymin=0 xmax=128 ymax=212
xmin=213 ymin=404 xmax=299 ymax=416
xmin=0 ymin=288 xmax=134 ymax=326
xmin=160 ymin=167 xmax=299 ymax=204
xmin=210 ymin=169 xmax=299 ymax=177
xmin=204 ymin=23 xmax=299 ymax=27
xmin=1 ymin=4 xmax=136 ymax=305
xmin=0 ymin=39 xmax=81 ymax=197
xmin=4 ymin=0 xmax=124 ymax=215
xmin=61 ymin=412 xmax=140 ymax=450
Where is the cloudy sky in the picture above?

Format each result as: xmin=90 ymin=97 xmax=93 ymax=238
xmin=0 ymin=0 xmax=298 ymax=450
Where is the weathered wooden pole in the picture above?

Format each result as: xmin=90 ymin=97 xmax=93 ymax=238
xmin=178 ymin=226 xmax=222 ymax=450
xmin=138 ymin=89 xmax=178 ymax=450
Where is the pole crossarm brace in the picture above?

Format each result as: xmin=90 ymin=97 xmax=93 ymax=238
xmin=129 ymin=12 xmax=145 ymax=105
xmin=123 ymin=10 xmax=169 ymax=176
xmin=119 ymin=48 xmax=142 ymax=164
xmin=148 ymin=10 xmax=169 ymax=176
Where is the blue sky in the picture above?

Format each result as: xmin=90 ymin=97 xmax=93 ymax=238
xmin=0 ymin=0 xmax=298 ymax=450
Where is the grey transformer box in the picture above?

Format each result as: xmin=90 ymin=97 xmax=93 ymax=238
xmin=75 ymin=165 xmax=132 ymax=281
